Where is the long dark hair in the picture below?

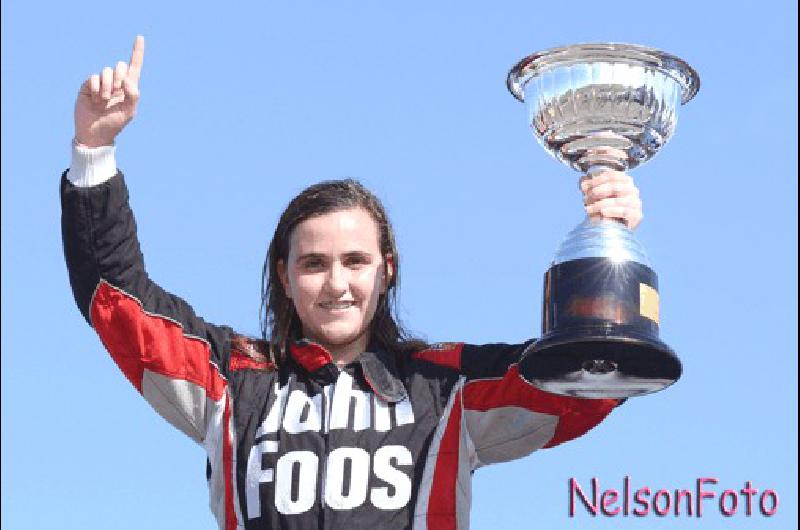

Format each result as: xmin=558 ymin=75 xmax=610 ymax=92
xmin=258 ymin=179 xmax=425 ymax=363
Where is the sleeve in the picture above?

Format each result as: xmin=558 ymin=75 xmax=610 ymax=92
xmin=60 ymin=170 xmax=232 ymax=445
xmin=67 ymin=141 xmax=118 ymax=187
xmin=459 ymin=341 xmax=620 ymax=468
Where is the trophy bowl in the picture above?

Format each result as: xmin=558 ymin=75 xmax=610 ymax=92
xmin=508 ymin=43 xmax=699 ymax=399
xmin=507 ymin=43 xmax=699 ymax=173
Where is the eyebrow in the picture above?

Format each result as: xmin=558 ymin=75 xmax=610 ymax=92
xmin=296 ymin=251 xmax=373 ymax=261
xmin=297 ymin=253 xmax=327 ymax=261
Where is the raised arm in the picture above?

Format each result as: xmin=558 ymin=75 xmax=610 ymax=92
xmin=458 ymin=342 xmax=620 ymax=466
xmin=61 ymin=36 xmax=232 ymax=447
xmin=412 ymin=342 xmax=620 ymax=470
xmin=456 ymin=171 xmax=640 ymax=464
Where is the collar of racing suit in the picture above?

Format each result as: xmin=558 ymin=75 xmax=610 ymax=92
xmin=288 ymin=340 xmax=408 ymax=403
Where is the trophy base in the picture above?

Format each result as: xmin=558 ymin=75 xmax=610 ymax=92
xmin=519 ymin=332 xmax=682 ymax=399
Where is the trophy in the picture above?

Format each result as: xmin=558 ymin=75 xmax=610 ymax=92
xmin=507 ymin=43 xmax=699 ymax=398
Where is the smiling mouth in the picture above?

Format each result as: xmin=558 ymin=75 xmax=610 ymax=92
xmin=318 ymin=301 xmax=357 ymax=310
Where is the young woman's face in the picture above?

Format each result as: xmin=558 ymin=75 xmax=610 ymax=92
xmin=278 ymin=208 xmax=392 ymax=357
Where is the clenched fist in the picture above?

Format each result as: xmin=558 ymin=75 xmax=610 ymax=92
xmin=579 ymin=169 xmax=643 ymax=230
xmin=74 ymin=36 xmax=145 ymax=147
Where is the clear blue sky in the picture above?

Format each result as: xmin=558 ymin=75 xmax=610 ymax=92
xmin=2 ymin=1 xmax=797 ymax=528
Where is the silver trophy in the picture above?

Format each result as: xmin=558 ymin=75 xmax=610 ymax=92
xmin=507 ymin=43 xmax=699 ymax=398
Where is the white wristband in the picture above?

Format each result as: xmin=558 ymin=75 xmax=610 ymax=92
xmin=66 ymin=141 xmax=117 ymax=187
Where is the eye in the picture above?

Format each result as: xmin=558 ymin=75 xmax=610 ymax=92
xmin=344 ymin=253 xmax=371 ymax=268
xmin=300 ymin=257 xmax=326 ymax=271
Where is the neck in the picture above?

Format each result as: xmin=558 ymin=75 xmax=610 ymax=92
xmin=314 ymin=332 xmax=370 ymax=369
xmin=332 ymin=349 xmax=361 ymax=368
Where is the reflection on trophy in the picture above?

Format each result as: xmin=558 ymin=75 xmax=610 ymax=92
xmin=507 ymin=43 xmax=700 ymax=398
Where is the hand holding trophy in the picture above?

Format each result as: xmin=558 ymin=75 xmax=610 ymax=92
xmin=507 ymin=43 xmax=700 ymax=399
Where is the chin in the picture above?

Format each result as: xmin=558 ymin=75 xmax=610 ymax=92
xmin=314 ymin=326 xmax=367 ymax=349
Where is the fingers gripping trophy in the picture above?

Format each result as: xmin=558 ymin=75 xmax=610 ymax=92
xmin=508 ymin=43 xmax=700 ymax=399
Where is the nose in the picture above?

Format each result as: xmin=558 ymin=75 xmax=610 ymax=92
xmin=325 ymin=261 xmax=348 ymax=294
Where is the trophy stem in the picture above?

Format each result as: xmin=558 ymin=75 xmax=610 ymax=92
xmin=553 ymin=217 xmax=650 ymax=266
xmin=583 ymin=157 xmax=628 ymax=175
xmin=586 ymin=162 xmax=627 ymax=175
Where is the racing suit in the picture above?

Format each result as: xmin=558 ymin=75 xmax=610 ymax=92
xmin=61 ymin=155 xmax=620 ymax=530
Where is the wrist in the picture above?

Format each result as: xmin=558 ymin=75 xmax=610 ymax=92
xmin=67 ymin=140 xmax=117 ymax=187
xmin=74 ymin=134 xmax=115 ymax=149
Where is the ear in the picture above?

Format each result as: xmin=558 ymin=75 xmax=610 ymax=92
xmin=381 ymin=254 xmax=395 ymax=294
xmin=277 ymin=259 xmax=292 ymax=299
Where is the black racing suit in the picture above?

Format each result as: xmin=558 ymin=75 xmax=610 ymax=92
xmin=61 ymin=171 xmax=620 ymax=530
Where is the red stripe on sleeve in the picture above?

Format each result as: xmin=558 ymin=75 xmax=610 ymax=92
xmin=229 ymin=351 xmax=274 ymax=372
xmin=426 ymin=391 xmax=462 ymax=530
xmin=91 ymin=281 xmax=226 ymax=401
xmin=463 ymin=365 xmax=618 ymax=448
xmin=412 ymin=343 xmax=463 ymax=371
xmin=223 ymin=394 xmax=238 ymax=530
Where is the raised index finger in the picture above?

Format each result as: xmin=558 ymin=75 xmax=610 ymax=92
xmin=128 ymin=35 xmax=145 ymax=82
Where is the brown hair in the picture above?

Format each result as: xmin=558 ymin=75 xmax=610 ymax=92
xmin=257 ymin=179 xmax=425 ymax=363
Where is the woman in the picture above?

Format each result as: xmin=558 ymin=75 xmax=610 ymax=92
xmin=62 ymin=36 xmax=642 ymax=530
